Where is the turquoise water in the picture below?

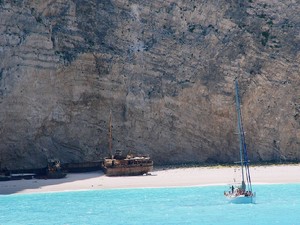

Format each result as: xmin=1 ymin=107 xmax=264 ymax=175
xmin=1 ymin=184 xmax=300 ymax=225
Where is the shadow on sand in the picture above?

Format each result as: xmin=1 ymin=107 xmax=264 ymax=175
xmin=0 ymin=171 xmax=105 ymax=195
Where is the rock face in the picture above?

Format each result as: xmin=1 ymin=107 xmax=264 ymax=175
xmin=0 ymin=0 xmax=299 ymax=169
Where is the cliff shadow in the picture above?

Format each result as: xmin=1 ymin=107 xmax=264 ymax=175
xmin=0 ymin=171 xmax=105 ymax=195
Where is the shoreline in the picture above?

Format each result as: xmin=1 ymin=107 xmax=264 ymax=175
xmin=0 ymin=164 xmax=299 ymax=195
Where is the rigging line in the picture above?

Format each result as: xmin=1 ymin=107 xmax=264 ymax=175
xmin=239 ymin=86 xmax=253 ymax=191
xmin=235 ymin=79 xmax=253 ymax=192
xmin=238 ymin=91 xmax=252 ymax=183
xmin=235 ymin=79 xmax=245 ymax=183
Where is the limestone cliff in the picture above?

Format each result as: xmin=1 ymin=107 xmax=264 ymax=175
xmin=0 ymin=0 xmax=299 ymax=169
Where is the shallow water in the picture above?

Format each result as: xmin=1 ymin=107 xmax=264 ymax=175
xmin=1 ymin=184 xmax=300 ymax=225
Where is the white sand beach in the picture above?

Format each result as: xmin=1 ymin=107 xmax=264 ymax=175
xmin=0 ymin=164 xmax=299 ymax=195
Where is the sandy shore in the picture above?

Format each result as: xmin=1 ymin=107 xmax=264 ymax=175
xmin=1 ymin=164 xmax=299 ymax=195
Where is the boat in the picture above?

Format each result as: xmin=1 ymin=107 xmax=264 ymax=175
xmin=102 ymin=112 xmax=153 ymax=176
xmin=224 ymin=80 xmax=256 ymax=204
xmin=0 ymin=163 xmax=36 ymax=181
xmin=45 ymin=159 xmax=67 ymax=179
xmin=36 ymin=159 xmax=67 ymax=179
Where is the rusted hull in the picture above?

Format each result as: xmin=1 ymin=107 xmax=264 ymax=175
xmin=46 ymin=171 xmax=67 ymax=179
xmin=0 ymin=176 xmax=11 ymax=181
xmin=103 ymin=164 xmax=153 ymax=176
xmin=61 ymin=161 xmax=102 ymax=172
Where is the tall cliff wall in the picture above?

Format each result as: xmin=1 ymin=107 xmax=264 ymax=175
xmin=0 ymin=0 xmax=299 ymax=169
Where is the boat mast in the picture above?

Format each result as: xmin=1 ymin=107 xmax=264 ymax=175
xmin=109 ymin=110 xmax=113 ymax=159
xmin=234 ymin=80 xmax=253 ymax=192
xmin=235 ymin=80 xmax=245 ymax=188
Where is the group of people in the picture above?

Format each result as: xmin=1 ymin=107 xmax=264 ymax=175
xmin=224 ymin=185 xmax=254 ymax=197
